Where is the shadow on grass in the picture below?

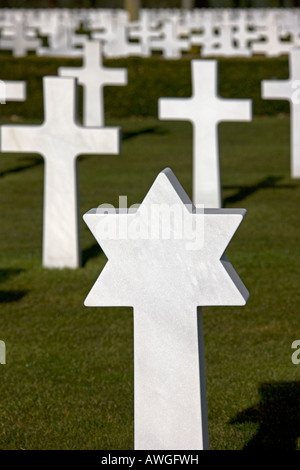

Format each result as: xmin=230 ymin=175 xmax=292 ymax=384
xmin=0 ymin=156 xmax=42 ymax=178
xmin=0 ymin=269 xmax=27 ymax=303
xmin=122 ymin=126 xmax=168 ymax=141
xmin=0 ymin=290 xmax=27 ymax=303
xmin=0 ymin=269 xmax=24 ymax=283
xmin=82 ymin=243 xmax=104 ymax=267
xmin=230 ymin=381 xmax=300 ymax=450
xmin=223 ymin=176 xmax=297 ymax=206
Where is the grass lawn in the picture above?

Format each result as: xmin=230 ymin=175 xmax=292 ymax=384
xmin=0 ymin=114 xmax=299 ymax=450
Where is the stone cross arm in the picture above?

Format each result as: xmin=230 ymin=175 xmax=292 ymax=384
xmin=159 ymin=60 xmax=251 ymax=125
xmin=59 ymin=64 xmax=127 ymax=86
xmin=159 ymin=95 xmax=251 ymax=124
xmin=3 ymin=81 xmax=26 ymax=101
xmin=262 ymin=46 xmax=300 ymax=101
xmin=0 ymin=123 xmax=119 ymax=158
xmin=262 ymin=79 xmax=292 ymax=101
xmin=58 ymin=41 xmax=128 ymax=87
xmin=0 ymin=76 xmax=120 ymax=158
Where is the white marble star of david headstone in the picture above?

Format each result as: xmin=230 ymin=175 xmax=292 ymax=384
xmin=84 ymin=167 xmax=249 ymax=450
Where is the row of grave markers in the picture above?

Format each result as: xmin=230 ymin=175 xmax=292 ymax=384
xmin=1 ymin=8 xmax=300 ymax=58
xmin=1 ymin=42 xmax=300 ymax=269
xmin=1 ymin=21 xmax=298 ymax=451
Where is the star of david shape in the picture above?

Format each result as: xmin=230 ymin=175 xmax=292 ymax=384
xmin=84 ymin=168 xmax=249 ymax=310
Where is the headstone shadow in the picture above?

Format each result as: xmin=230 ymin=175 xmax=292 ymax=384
xmin=0 ymin=268 xmax=27 ymax=303
xmin=223 ymin=176 xmax=297 ymax=206
xmin=0 ymin=290 xmax=27 ymax=303
xmin=0 ymin=156 xmax=42 ymax=178
xmin=230 ymin=381 xmax=300 ymax=450
xmin=122 ymin=126 xmax=168 ymax=141
xmin=82 ymin=243 xmax=104 ymax=267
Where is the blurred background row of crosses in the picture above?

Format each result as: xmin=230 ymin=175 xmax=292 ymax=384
xmin=1 ymin=3 xmax=300 ymax=58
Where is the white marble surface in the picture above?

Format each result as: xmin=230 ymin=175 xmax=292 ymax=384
xmin=92 ymin=20 xmax=142 ymax=58
xmin=262 ymin=49 xmax=300 ymax=178
xmin=128 ymin=11 xmax=161 ymax=57
xmin=1 ymin=76 xmax=120 ymax=269
xmin=84 ymin=168 xmax=249 ymax=450
xmin=150 ymin=20 xmax=190 ymax=59
xmin=59 ymin=40 xmax=127 ymax=127
xmin=159 ymin=60 xmax=252 ymax=209
xmin=251 ymin=23 xmax=294 ymax=57
xmin=37 ymin=18 xmax=87 ymax=57
xmin=0 ymin=80 xmax=26 ymax=103
xmin=1 ymin=8 xmax=300 ymax=58
xmin=202 ymin=25 xmax=251 ymax=57
xmin=0 ymin=19 xmax=41 ymax=56
xmin=232 ymin=16 xmax=264 ymax=51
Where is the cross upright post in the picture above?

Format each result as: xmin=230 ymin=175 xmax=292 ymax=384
xmin=0 ymin=76 xmax=120 ymax=269
xmin=59 ymin=40 xmax=127 ymax=127
xmin=262 ymin=49 xmax=300 ymax=178
xmin=159 ymin=60 xmax=252 ymax=208
xmin=128 ymin=11 xmax=161 ymax=57
xmin=150 ymin=20 xmax=190 ymax=59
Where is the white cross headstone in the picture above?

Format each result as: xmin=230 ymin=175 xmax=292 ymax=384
xmin=0 ymin=76 xmax=120 ymax=269
xmin=0 ymin=19 xmax=41 ymax=57
xmin=92 ymin=23 xmax=142 ymax=58
xmin=262 ymin=49 xmax=300 ymax=178
xmin=150 ymin=20 xmax=190 ymax=59
xmin=37 ymin=17 xmax=87 ymax=58
xmin=279 ymin=10 xmax=300 ymax=45
xmin=92 ymin=16 xmax=142 ymax=58
xmin=83 ymin=167 xmax=249 ymax=450
xmin=251 ymin=23 xmax=294 ymax=57
xmin=128 ymin=11 xmax=161 ymax=57
xmin=232 ymin=17 xmax=265 ymax=52
xmin=89 ymin=11 xmax=117 ymax=46
xmin=159 ymin=60 xmax=252 ymax=208
xmin=201 ymin=24 xmax=251 ymax=58
xmin=190 ymin=20 xmax=219 ymax=56
xmin=58 ymin=40 xmax=127 ymax=127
